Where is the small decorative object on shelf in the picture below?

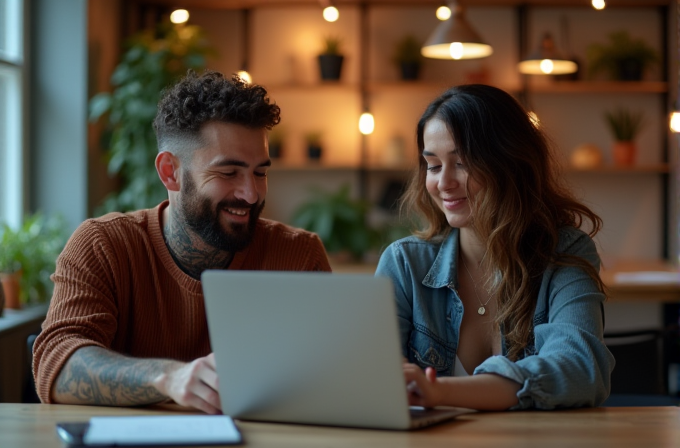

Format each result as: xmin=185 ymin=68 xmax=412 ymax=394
xmin=587 ymin=30 xmax=659 ymax=81
xmin=570 ymin=143 xmax=603 ymax=170
xmin=268 ymin=128 xmax=285 ymax=159
xmin=317 ymin=35 xmax=344 ymax=81
xmin=392 ymin=34 xmax=423 ymax=81
xmin=604 ymin=107 xmax=645 ymax=167
xmin=305 ymin=131 xmax=323 ymax=161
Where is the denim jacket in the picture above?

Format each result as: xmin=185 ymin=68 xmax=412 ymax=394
xmin=375 ymin=226 xmax=614 ymax=410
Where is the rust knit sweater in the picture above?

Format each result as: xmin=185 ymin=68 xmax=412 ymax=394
xmin=33 ymin=201 xmax=331 ymax=403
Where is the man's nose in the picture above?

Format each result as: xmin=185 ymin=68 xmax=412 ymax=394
xmin=234 ymin=175 xmax=259 ymax=204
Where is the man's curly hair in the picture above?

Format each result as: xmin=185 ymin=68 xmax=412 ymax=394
xmin=153 ymin=70 xmax=280 ymax=157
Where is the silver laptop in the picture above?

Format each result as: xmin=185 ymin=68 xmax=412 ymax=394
xmin=201 ymin=270 xmax=472 ymax=430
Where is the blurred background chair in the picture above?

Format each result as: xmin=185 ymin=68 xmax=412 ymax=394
xmin=22 ymin=333 xmax=40 ymax=403
xmin=602 ymin=328 xmax=680 ymax=407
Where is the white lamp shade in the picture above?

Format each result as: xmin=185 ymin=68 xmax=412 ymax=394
xmin=421 ymin=3 xmax=492 ymax=60
xmin=518 ymin=32 xmax=577 ymax=75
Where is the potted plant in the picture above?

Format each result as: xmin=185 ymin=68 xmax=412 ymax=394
xmin=604 ymin=107 xmax=645 ymax=167
xmin=304 ymin=131 xmax=324 ymax=161
xmin=292 ymin=184 xmax=380 ymax=262
xmin=317 ymin=36 xmax=344 ymax=81
xmin=88 ymin=21 xmax=213 ymax=214
xmin=587 ymin=31 xmax=659 ymax=81
xmin=0 ymin=213 xmax=68 ymax=309
xmin=392 ymin=34 xmax=423 ymax=81
xmin=268 ymin=128 xmax=285 ymax=159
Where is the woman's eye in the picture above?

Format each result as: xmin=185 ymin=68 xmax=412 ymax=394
xmin=426 ymin=165 xmax=441 ymax=172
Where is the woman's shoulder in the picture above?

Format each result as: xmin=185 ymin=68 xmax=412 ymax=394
xmin=556 ymin=226 xmax=600 ymax=264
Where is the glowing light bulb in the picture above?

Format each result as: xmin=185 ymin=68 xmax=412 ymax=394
xmin=237 ymin=70 xmax=252 ymax=84
xmin=670 ymin=112 xmax=680 ymax=133
xmin=539 ymin=59 xmax=554 ymax=74
xmin=591 ymin=0 xmax=606 ymax=10
xmin=323 ymin=6 xmax=339 ymax=22
xmin=170 ymin=9 xmax=189 ymax=24
xmin=450 ymin=42 xmax=464 ymax=60
xmin=359 ymin=112 xmax=375 ymax=135
xmin=436 ymin=6 xmax=451 ymax=21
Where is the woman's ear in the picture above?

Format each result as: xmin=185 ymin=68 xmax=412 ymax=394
xmin=156 ymin=151 xmax=181 ymax=192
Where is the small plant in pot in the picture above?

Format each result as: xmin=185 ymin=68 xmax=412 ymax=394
xmin=318 ymin=36 xmax=344 ymax=81
xmin=604 ymin=107 xmax=645 ymax=167
xmin=587 ymin=31 xmax=659 ymax=81
xmin=392 ymin=34 xmax=424 ymax=81
xmin=305 ymin=131 xmax=323 ymax=161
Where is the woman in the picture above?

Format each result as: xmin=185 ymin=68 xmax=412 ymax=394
xmin=376 ymin=85 xmax=614 ymax=410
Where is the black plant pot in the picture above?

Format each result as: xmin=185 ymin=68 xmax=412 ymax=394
xmin=400 ymin=62 xmax=420 ymax=81
xmin=617 ymin=59 xmax=643 ymax=81
xmin=307 ymin=144 xmax=322 ymax=160
xmin=269 ymin=142 xmax=282 ymax=159
xmin=318 ymin=54 xmax=344 ymax=81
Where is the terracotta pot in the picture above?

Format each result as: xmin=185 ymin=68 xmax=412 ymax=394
xmin=612 ymin=141 xmax=637 ymax=167
xmin=0 ymin=271 xmax=22 ymax=310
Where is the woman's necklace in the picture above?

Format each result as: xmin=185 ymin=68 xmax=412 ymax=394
xmin=461 ymin=258 xmax=493 ymax=316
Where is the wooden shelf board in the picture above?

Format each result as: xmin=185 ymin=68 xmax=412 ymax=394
xmin=566 ymin=164 xmax=670 ymax=174
xmin=528 ymin=81 xmax=667 ymax=94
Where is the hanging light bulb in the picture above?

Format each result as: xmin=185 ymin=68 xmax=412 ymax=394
xmin=670 ymin=112 xmax=680 ymax=133
xmin=436 ymin=5 xmax=451 ymax=21
xmin=422 ymin=1 xmax=493 ymax=60
xmin=170 ymin=9 xmax=189 ymax=24
xmin=359 ymin=112 xmax=375 ymax=135
xmin=323 ymin=6 xmax=339 ymax=22
xmin=592 ymin=0 xmax=606 ymax=10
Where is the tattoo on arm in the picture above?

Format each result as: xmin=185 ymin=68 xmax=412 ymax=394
xmin=53 ymin=346 xmax=175 ymax=406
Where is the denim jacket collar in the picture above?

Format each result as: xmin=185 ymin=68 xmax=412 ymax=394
xmin=422 ymin=228 xmax=460 ymax=289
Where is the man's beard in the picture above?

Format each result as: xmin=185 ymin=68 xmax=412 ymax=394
xmin=178 ymin=173 xmax=265 ymax=253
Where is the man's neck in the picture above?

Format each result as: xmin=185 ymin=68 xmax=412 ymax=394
xmin=162 ymin=205 xmax=234 ymax=280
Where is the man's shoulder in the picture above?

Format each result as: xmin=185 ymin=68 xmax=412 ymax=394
xmin=71 ymin=207 xmax=158 ymax=245
xmin=255 ymin=218 xmax=320 ymax=242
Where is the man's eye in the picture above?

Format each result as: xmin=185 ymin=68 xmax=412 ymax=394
xmin=220 ymin=172 xmax=236 ymax=178
xmin=255 ymin=171 xmax=268 ymax=178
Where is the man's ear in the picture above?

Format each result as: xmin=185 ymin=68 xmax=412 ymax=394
xmin=156 ymin=151 xmax=181 ymax=192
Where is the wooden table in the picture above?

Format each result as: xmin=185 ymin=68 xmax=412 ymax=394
xmin=2 ymin=403 xmax=680 ymax=448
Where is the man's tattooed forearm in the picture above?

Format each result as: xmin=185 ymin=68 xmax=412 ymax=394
xmin=54 ymin=346 xmax=168 ymax=406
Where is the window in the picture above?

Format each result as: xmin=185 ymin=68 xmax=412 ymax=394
xmin=0 ymin=0 xmax=24 ymax=228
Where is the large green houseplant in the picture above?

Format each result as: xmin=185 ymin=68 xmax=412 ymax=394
xmin=89 ymin=22 xmax=214 ymax=214
xmin=292 ymin=185 xmax=381 ymax=261
xmin=0 ymin=213 xmax=68 ymax=308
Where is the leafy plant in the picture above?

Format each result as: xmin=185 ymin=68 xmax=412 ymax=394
xmin=321 ymin=36 xmax=343 ymax=56
xmin=89 ymin=21 xmax=214 ymax=214
xmin=392 ymin=34 xmax=423 ymax=65
xmin=587 ymin=31 xmax=659 ymax=80
xmin=0 ymin=213 xmax=68 ymax=304
xmin=292 ymin=185 xmax=380 ymax=261
xmin=604 ymin=107 xmax=645 ymax=141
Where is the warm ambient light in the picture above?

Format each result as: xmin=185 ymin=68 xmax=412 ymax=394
xmin=436 ymin=6 xmax=451 ymax=21
xmin=422 ymin=2 xmax=493 ymax=60
xmin=359 ymin=112 xmax=375 ymax=135
xmin=237 ymin=70 xmax=252 ymax=84
xmin=591 ymin=0 xmax=606 ymax=10
xmin=528 ymin=111 xmax=540 ymax=128
xmin=518 ymin=33 xmax=578 ymax=75
xmin=170 ymin=9 xmax=190 ymax=24
xmin=670 ymin=112 xmax=680 ymax=133
xmin=323 ymin=6 xmax=339 ymax=22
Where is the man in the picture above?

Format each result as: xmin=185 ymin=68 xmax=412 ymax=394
xmin=33 ymin=71 xmax=331 ymax=414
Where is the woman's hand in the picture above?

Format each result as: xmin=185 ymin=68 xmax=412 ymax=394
xmin=403 ymin=362 xmax=441 ymax=408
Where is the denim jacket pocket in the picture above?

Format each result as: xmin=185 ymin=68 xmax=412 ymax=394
xmin=407 ymin=324 xmax=454 ymax=375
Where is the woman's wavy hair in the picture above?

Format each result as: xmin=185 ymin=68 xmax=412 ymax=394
xmin=401 ymin=84 xmax=605 ymax=361
xmin=153 ymin=70 xmax=281 ymax=159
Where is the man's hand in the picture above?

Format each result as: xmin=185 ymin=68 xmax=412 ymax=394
xmin=153 ymin=353 xmax=221 ymax=414
xmin=404 ymin=363 xmax=440 ymax=408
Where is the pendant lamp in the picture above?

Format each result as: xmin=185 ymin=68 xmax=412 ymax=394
xmin=518 ymin=32 xmax=577 ymax=75
xmin=421 ymin=1 xmax=493 ymax=60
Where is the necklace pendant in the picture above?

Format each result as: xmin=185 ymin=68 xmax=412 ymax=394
xmin=478 ymin=306 xmax=486 ymax=315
